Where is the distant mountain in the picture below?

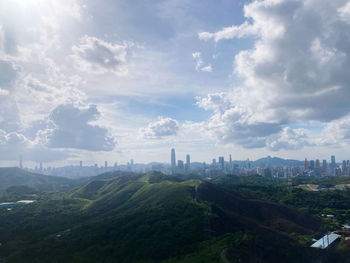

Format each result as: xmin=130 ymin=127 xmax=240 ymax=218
xmin=253 ymin=156 xmax=303 ymax=167
xmin=0 ymin=172 xmax=322 ymax=263
xmin=0 ymin=167 xmax=76 ymax=191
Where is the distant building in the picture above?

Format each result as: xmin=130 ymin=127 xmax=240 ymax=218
xmin=309 ymin=160 xmax=315 ymax=171
xmin=315 ymin=159 xmax=321 ymax=176
xmin=171 ymin=148 xmax=176 ymax=174
xmin=342 ymin=160 xmax=347 ymax=175
xmin=178 ymin=160 xmax=184 ymax=170
xmin=218 ymin=156 xmax=224 ymax=170
xmin=105 ymin=161 xmax=108 ymax=168
xmin=80 ymin=161 xmax=83 ymax=168
xmin=304 ymin=158 xmax=309 ymax=172
xmin=322 ymin=160 xmax=327 ymax=176
xmin=330 ymin=155 xmax=336 ymax=176
xmin=40 ymin=162 xmax=43 ymax=171
xmin=185 ymin=154 xmax=190 ymax=171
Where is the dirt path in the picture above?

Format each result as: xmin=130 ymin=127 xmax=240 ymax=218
xmin=220 ymin=248 xmax=230 ymax=263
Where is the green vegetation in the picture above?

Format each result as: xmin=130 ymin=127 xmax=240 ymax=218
xmin=1 ymin=171 xmax=350 ymax=262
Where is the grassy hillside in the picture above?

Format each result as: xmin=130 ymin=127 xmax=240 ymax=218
xmin=0 ymin=167 xmax=75 ymax=192
xmin=0 ymin=173 xmax=325 ymax=263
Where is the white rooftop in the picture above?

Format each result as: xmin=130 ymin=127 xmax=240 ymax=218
xmin=311 ymin=233 xmax=340 ymax=249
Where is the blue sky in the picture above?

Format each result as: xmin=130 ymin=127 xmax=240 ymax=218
xmin=1 ymin=0 xmax=350 ymax=167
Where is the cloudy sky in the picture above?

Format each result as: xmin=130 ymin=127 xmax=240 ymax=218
xmin=1 ymin=0 xmax=350 ymax=167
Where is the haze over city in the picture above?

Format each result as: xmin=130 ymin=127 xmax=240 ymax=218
xmin=2 ymin=0 xmax=350 ymax=167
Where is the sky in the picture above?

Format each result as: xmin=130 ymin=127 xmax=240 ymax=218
xmin=1 ymin=0 xmax=350 ymax=167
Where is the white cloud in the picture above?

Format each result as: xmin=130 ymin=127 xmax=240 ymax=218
xmin=266 ymin=127 xmax=309 ymax=151
xmin=0 ymin=129 xmax=71 ymax=162
xmin=140 ymin=117 xmax=180 ymax=139
xmin=338 ymin=1 xmax=350 ymax=23
xmin=199 ymin=21 xmax=258 ymax=42
xmin=198 ymin=0 xmax=350 ymax=149
xmin=45 ymin=104 xmax=116 ymax=151
xmin=192 ymin=51 xmax=212 ymax=72
xmin=71 ymin=36 xmax=130 ymax=75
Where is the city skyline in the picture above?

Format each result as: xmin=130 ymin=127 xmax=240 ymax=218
xmin=2 ymin=0 xmax=350 ymax=166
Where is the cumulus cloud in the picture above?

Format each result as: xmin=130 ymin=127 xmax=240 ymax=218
xmin=45 ymin=104 xmax=115 ymax=151
xmin=266 ymin=127 xmax=309 ymax=151
xmin=140 ymin=117 xmax=180 ymax=139
xmin=198 ymin=0 xmax=350 ymax=149
xmin=0 ymin=129 xmax=70 ymax=162
xmin=192 ymin=52 xmax=212 ymax=72
xmin=71 ymin=36 xmax=130 ymax=75
xmin=319 ymin=116 xmax=350 ymax=146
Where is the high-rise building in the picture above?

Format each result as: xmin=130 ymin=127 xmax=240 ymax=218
xmin=330 ymin=155 xmax=336 ymax=176
xmin=105 ymin=161 xmax=108 ymax=168
xmin=218 ymin=156 xmax=224 ymax=170
xmin=322 ymin=160 xmax=327 ymax=176
xmin=185 ymin=154 xmax=190 ymax=171
xmin=315 ymin=159 xmax=320 ymax=169
xmin=178 ymin=160 xmax=184 ymax=170
xmin=39 ymin=162 xmax=43 ymax=171
xmin=315 ymin=159 xmax=321 ymax=176
xmin=304 ymin=158 xmax=309 ymax=172
xmin=342 ymin=160 xmax=347 ymax=175
xmin=309 ymin=160 xmax=315 ymax=171
xmin=171 ymin=148 xmax=176 ymax=174
xmin=212 ymin=158 xmax=216 ymax=166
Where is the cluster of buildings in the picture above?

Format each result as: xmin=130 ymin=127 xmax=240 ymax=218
xmin=16 ymin=148 xmax=350 ymax=179
xmin=303 ymin=155 xmax=350 ymax=177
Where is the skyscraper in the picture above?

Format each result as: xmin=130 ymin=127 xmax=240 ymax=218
xmin=304 ymin=158 xmax=309 ymax=172
xmin=178 ymin=160 xmax=184 ymax=170
xmin=171 ymin=148 xmax=176 ymax=174
xmin=185 ymin=154 xmax=190 ymax=171
xmin=322 ymin=160 xmax=327 ymax=176
xmin=105 ymin=161 xmax=108 ymax=168
xmin=309 ymin=160 xmax=315 ymax=171
xmin=219 ymin=156 xmax=224 ymax=170
xmin=330 ymin=155 xmax=336 ymax=176
xmin=315 ymin=159 xmax=321 ymax=176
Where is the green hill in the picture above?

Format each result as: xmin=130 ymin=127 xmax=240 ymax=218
xmin=0 ymin=173 xmax=324 ymax=263
xmin=0 ymin=167 xmax=76 ymax=191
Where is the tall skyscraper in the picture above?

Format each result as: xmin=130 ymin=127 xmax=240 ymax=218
xmin=342 ymin=160 xmax=347 ymax=175
xmin=185 ymin=154 xmax=190 ymax=171
xmin=178 ymin=160 xmax=184 ymax=170
xmin=40 ymin=162 xmax=43 ymax=171
xmin=322 ymin=160 xmax=327 ymax=176
xmin=219 ymin=156 xmax=225 ymax=170
xmin=330 ymin=155 xmax=336 ymax=176
xmin=171 ymin=148 xmax=176 ymax=174
xmin=309 ymin=160 xmax=315 ymax=171
xmin=304 ymin=158 xmax=309 ymax=172
xmin=315 ymin=159 xmax=321 ymax=176
xmin=315 ymin=159 xmax=320 ymax=169
xmin=105 ymin=161 xmax=108 ymax=168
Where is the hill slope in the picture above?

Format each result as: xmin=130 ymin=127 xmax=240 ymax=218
xmin=0 ymin=173 xmax=323 ymax=263
xmin=0 ymin=167 xmax=76 ymax=191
